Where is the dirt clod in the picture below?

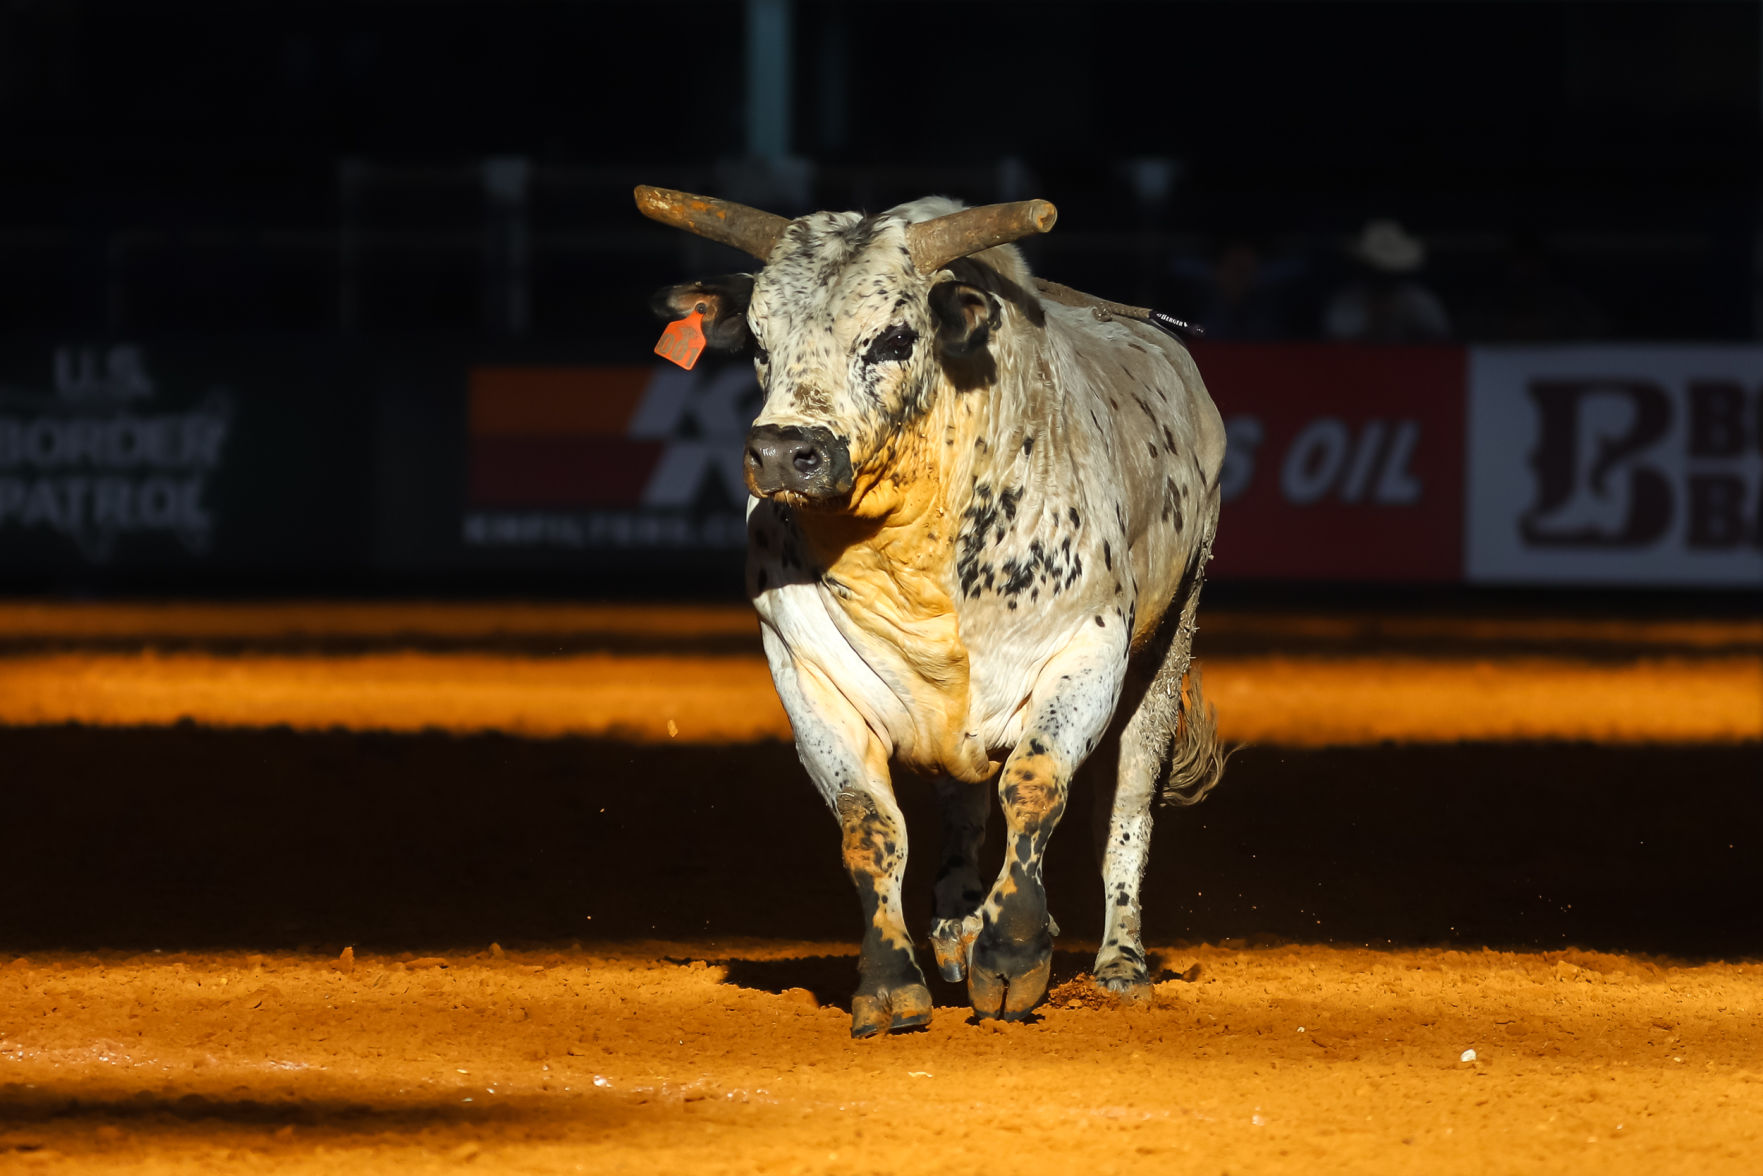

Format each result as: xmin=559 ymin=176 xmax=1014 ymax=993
xmin=1045 ymin=975 xmax=1117 ymax=1009
xmin=781 ymin=987 xmax=819 ymax=1011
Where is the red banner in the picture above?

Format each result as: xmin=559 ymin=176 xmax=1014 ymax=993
xmin=462 ymin=348 xmax=1472 ymax=577
xmin=1195 ymin=344 xmax=1466 ymax=582
xmin=468 ymin=366 xmax=656 ymax=507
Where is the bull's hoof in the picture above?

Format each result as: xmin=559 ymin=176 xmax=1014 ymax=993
xmin=1093 ymin=968 xmax=1154 ymax=1005
xmin=1093 ymin=944 xmax=1153 ymax=1004
xmin=850 ymin=983 xmax=933 ymax=1038
xmin=929 ymin=914 xmax=982 ymax=983
xmin=966 ymin=927 xmax=1052 ymax=1021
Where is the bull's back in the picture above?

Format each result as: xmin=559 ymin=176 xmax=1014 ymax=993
xmin=1045 ymin=308 xmax=1223 ymax=645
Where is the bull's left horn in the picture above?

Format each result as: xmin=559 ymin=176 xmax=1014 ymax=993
xmin=906 ymin=199 xmax=1058 ymax=274
xmin=633 ymin=185 xmax=790 ymax=263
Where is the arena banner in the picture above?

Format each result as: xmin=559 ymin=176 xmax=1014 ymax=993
xmin=0 ymin=339 xmax=371 ymax=579
xmin=1195 ymin=344 xmax=1467 ymax=581
xmin=14 ymin=339 xmax=1754 ymax=592
xmin=1466 ymin=346 xmax=1763 ymax=586
xmin=457 ymin=346 xmax=1471 ymax=583
xmin=460 ymin=358 xmax=758 ymax=554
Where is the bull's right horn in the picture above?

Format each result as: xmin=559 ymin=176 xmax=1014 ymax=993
xmin=633 ymin=185 xmax=790 ymax=263
xmin=906 ymin=199 xmax=1058 ymax=274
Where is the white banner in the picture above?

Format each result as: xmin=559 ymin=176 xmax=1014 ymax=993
xmin=1467 ymin=346 xmax=1763 ymax=586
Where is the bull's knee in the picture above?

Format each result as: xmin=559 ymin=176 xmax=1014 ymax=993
xmin=835 ymin=788 xmax=901 ymax=879
xmin=999 ymin=746 xmax=1066 ymax=828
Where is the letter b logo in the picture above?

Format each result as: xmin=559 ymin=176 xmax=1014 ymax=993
xmin=1519 ymin=379 xmax=1672 ymax=548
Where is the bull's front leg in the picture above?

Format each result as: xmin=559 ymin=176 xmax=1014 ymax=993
xmin=759 ymin=626 xmax=932 ymax=1038
xmin=834 ymin=780 xmax=931 ymax=1037
xmin=968 ymin=636 xmax=1126 ymax=1020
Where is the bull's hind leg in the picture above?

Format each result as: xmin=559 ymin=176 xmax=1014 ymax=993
xmin=968 ymin=637 xmax=1125 ymax=1020
xmin=929 ymin=777 xmax=989 ymax=982
xmin=1091 ymin=684 xmax=1171 ymax=1001
xmin=1094 ymin=565 xmax=1225 ymax=1000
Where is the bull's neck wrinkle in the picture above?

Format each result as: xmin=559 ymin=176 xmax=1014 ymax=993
xmin=791 ymin=389 xmax=972 ymax=620
xmin=818 ymin=387 xmax=969 ymax=543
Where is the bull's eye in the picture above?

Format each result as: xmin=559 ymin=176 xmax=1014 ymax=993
xmin=864 ymin=325 xmax=917 ymax=365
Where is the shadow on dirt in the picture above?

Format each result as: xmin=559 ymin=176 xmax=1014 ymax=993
xmin=716 ymin=948 xmax=1110 ymax=1011
xmin=1 ymin=726 xmax=1758 ymax=959
xmin=0 ymin=1085 xmax=593 ymax=1133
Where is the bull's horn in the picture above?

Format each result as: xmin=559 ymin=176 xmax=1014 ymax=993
xmin=906 ymin=199 xmax=1058 ymax=274
xmin=633 ymin=185 xmax=790 ymax=262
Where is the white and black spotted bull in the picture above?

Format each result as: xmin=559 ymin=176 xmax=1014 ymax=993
xmin=638 ymin=185 xmax=1229 ymax=1036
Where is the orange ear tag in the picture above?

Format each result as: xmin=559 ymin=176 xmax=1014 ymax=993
xmin=654 ymin=311 xmax=707 ymax=370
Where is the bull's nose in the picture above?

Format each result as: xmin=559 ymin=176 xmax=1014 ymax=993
xmin=744 ymin=424 xmax=854 ymax=500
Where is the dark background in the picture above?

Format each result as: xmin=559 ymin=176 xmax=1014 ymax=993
xmin=1 ymin=0 xmax=1758 ymax=598
xmin=5 ymin=1 xmax=1756 ymax=345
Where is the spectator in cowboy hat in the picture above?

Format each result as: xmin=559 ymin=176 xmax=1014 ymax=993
xmin=1323 ymin=218 xmax=1452 ymax=343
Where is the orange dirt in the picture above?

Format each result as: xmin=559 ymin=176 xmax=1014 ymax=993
xmin=0 ymin=651 xmax=1758 ymax=746
xmin=3 ymin=603 xmax=1759 ymax=1173
xmin=3 ymin=602 xmax=1757 ymax=746
xmin=2 ymin=943 xmax=1760 ymax=1175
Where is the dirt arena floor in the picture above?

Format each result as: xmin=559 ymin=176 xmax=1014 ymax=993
xmin=2 ymin=603 xmax=1760 ymax=1173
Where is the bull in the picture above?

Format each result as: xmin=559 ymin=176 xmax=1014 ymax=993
xmin=638 ymin=185 xmax=1228 ymax=1035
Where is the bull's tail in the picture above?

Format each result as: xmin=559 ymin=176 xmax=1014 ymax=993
xmin=1159 ymin=664 xmax=1231 ymax=807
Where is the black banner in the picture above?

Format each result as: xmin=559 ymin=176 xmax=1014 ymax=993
xmin=0 ymin=339 xmax=373 ymax=589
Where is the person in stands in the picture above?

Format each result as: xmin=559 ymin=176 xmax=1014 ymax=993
xmin=1323 ymin=218 xmax=1452 ymax=343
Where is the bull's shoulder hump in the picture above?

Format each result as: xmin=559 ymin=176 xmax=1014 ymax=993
xmin=1030 ymin=307 xmax=1225 ymax=474
xmin=1036 ymin=309 xmax=1200 ymax=397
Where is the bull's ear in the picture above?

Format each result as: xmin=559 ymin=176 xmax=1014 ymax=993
xmin=929 ymin=281 xmax=1001 ymax=359
xmin=649 ymin=274 xmax=756 ymax=353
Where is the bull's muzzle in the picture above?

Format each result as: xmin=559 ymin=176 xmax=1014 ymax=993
xmin=744 ymin=423 xmax=854 ymax=501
